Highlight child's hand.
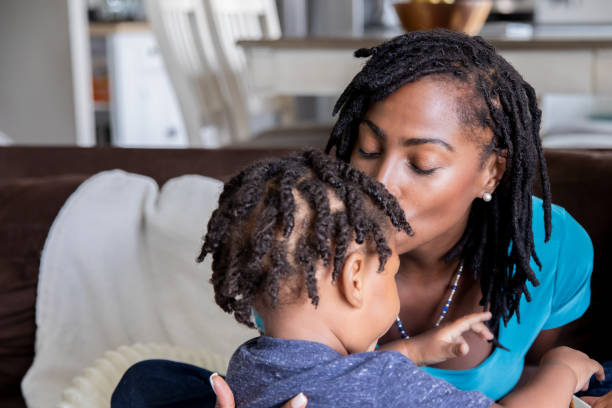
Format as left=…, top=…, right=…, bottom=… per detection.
left=379, top=311, right=493, bottom=366
left=540, top=346, right=605, bottom=393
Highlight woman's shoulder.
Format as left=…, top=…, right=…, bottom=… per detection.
left=529, top=197, right=593, bottom=330
left=531, top=196, right=592, bottom=253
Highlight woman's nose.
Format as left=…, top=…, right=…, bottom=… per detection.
left=376, top=158, right=402, bottom=199
left=383, top=181, right=402, bottom=200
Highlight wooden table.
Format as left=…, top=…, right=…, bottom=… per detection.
left=239, top=36, right=612, bottom=96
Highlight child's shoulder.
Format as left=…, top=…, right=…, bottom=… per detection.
left=230, top=337, right=415, bottom=372
left=226, top=339, right=419, bottom=407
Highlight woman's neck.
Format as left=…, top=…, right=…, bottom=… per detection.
left=398, top=211, right=470, bottom=278
left=397, top=255, right=459, bottom=287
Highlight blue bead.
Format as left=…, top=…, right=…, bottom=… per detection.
left=451, top=285, right=457, bottom=289
left=443, top=306, right=449, bottom=311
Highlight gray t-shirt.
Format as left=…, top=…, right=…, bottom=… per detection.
left=226, top=336, right=494, bottom=408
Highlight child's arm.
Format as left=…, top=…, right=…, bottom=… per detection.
left=377, top=311, right=494, bottom=366
left=493, top=346, right=605, bottom=408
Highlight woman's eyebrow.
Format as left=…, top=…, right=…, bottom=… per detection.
left=362, top=119, right=454, bottom=152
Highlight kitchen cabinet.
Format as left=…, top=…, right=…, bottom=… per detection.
left=90, top=22, right=187, bottom=147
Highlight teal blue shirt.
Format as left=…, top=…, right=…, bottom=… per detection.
left=421, top=196, right=593, bottom=400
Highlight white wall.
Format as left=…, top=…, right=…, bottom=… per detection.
left=0, top=0, right=93, bottom=145
left=309, top=0, right=364, bottom=37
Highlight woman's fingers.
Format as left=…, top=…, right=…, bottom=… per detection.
left=211, top=373, right=235, bottom=408
left=210, top=373, right=307, bottom=408
left=281, top=392, right=308, bottom=408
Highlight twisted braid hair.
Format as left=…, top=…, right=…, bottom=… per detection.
left=198, top=150, right=412, bottom=328
left=326, top=29, right=552, bottom=341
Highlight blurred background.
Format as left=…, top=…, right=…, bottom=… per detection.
left=1, top=0, right=611, bottom=149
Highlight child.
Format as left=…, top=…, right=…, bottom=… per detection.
left=199, top=150, right=603, bottom=408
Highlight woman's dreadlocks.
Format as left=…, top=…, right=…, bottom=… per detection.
left=326, top=29, right=552, bottom=340
left=198, top=150, right=412, bottom=328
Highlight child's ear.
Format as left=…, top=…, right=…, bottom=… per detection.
left=339, top=251, right=366, bottom=309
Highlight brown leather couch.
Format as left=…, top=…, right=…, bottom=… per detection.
left=1, top=146, right=611, bottom=407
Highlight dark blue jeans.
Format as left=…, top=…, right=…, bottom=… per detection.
left=111, top=359, right=216, bottom=408
left=111, top=359, right=612, bottom=407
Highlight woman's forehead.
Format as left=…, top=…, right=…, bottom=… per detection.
left=364, top=77, right=491, bottom=148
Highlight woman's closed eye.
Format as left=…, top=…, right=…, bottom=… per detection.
left=358, top=147, right=381, bottom=159
left=359, top=148, right=440, bottom=175
left=407, top=154, right=443, bottom=176
left=410, top=162, right=439, bottom=175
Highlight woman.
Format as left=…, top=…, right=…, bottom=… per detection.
left=114, top=29, right=603, bottom=407
left=322, top=28, right=591, bottom=397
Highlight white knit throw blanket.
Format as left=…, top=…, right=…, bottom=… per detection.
left=22, top=170, right=256, bottom=408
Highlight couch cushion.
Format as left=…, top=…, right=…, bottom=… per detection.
left=0, top=147, right=294, bottom=185
left=0, top=175, right=88, bottom=407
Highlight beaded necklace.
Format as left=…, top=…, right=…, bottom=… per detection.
left=395, top=260, right=464, bottom=339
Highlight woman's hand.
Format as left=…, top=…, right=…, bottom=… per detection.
left=210, top=373, right=308, bottom=408
left=378, top=311, right=493, bottom=366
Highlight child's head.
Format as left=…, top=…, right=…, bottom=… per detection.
left=198, top=150, right=412, bottom=353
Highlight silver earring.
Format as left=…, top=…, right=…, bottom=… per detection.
left=482, top=192, right=492, bottom=202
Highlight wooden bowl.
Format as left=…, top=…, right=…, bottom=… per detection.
left=393, top=1, right=493, bottom=36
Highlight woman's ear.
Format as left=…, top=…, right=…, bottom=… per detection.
left=339, top=251, right=366, bottom=309
left=481, top=149, right=507, bottom=195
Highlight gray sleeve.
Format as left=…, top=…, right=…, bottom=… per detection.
left=375, top=352, right=494, bottom=408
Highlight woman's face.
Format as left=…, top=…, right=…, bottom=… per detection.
left=351, top=77, right=498, bottom=256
